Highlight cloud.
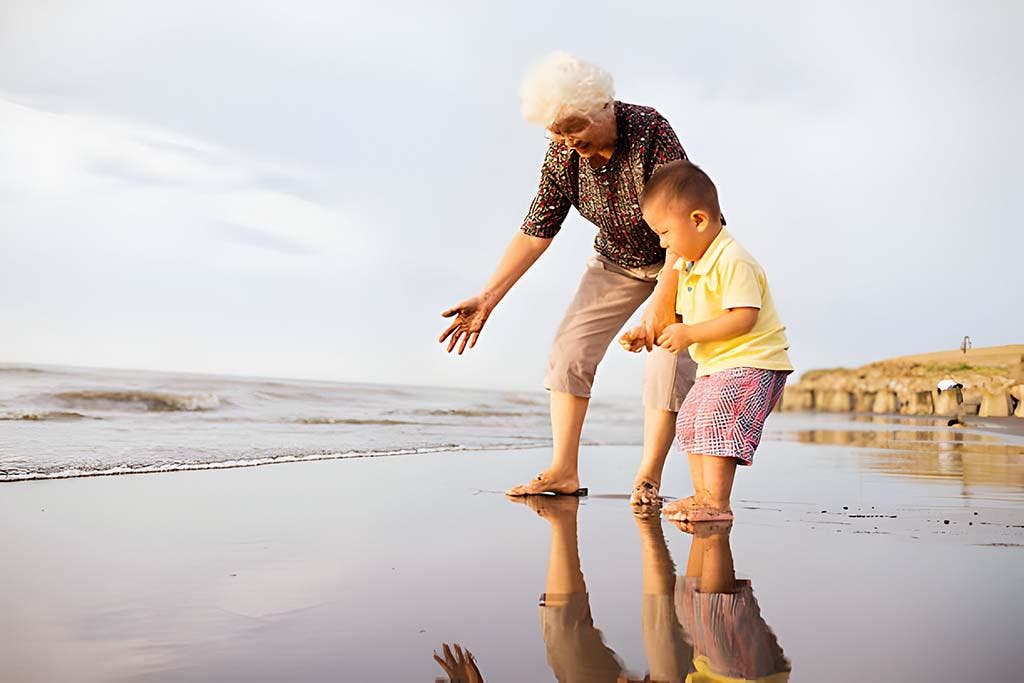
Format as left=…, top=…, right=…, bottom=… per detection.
left=217, top=190, right=348, bottom=252
left=0, top=94, right=351, bottom=259
left=0, top=1, right=1021, bottom=391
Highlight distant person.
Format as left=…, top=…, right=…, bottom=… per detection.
left=439, top=52, right=702, bottom=506
left=622, top=161, right=792, bottom=522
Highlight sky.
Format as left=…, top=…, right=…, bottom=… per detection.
left=1, top=1, right=1022, bottom=397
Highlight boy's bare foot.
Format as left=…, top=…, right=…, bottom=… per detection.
left=505, top=470, right=583, bottom=496
left=661, top=494, right=705, bottom=520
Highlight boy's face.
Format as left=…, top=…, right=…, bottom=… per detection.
left=642, top=196, right=713, bottom=261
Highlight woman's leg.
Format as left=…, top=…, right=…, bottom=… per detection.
left=632, top=347, right=696, bottom=503
left=547, top=391, right=589, bottom=488
left=632, top=407, right=677, bottom=494
left=636, top=516, right=694, bottom=680
left=634, top=349, right=697, bottom=505
left=506, top=391, right=591, bottom=495
left=541, top=497, right=586, bottom=596
left=509, top=256, right=652, bottom=495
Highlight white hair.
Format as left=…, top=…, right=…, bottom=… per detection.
left=519, top=52, right=615, bottom=127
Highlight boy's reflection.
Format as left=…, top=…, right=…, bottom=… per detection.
left=437, top=501, right=790, bottom=683
left=674, top=520, right=790, bottom=683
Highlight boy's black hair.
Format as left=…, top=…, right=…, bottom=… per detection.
left=641, top=160, right=721, bottom=217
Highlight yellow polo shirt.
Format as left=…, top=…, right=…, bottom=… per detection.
left=675, top=229, right=793, bottom=377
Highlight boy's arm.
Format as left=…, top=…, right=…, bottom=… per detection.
left=655, top=309, right=761, bottom=356
left=657, top=257, right=765, bottom=352
left=656, top=308, right=759, bottom=353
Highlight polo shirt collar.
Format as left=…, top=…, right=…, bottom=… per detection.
left=690, top=229, right=733, bottom=275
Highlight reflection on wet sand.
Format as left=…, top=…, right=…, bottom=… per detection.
left=779, top=425, right=1024, bottom=493
left=675, top=520, right=790, bottom=683
left=438, top=498, right=790, bottom=683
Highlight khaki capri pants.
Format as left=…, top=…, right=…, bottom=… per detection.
left=545, top=254, right=696, bottom=411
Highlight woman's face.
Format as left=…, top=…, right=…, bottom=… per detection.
left=546, top=104, right=614, bottom=157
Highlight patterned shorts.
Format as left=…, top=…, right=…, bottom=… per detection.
left=676, top=367, right=790, bottom=465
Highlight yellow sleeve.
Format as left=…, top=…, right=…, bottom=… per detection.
left=720, top=259, right=764, bottom=310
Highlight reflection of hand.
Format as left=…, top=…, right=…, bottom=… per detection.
left=433, top=642, right=484, bottom=683
left=439, top=296, right=493, bottom=354
left=655, top=323, right=691, bottom=354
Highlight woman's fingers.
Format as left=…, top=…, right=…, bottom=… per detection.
left=468, top=331, right=480, bottom=348
left=643, top=320, right=656, bottom=352
left=457, top=332, right=470, bottom=355
left=439, top=319, right=461, bottom=344
left=447, top=330, right=465, bottom=353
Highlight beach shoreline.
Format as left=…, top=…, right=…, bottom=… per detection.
left=2, top=416, right=1023, bottom=681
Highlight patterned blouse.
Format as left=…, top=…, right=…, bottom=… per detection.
left=521, top=101, right=687, bottom=269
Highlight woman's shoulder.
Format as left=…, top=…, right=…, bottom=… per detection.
left=616, top=101, right=673, bottom=132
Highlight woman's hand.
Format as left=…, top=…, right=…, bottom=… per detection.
left=433, top=642, right=484, bottom=683
left=618, top=325, right=647, bottom=353
left=439, top=295, right=493, bottom=354
left=638, top=304, right=677, bottom=352
left=656, top=323, right=692, bottom=354
left=638, top=254, right=681, bottom=351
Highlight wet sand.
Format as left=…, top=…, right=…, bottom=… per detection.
left=1, top=414, right=1023, bottom=682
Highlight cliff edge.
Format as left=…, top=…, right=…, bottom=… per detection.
left=780, top=344, right=1024, bottom=418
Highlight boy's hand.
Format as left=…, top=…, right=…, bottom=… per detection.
left=656, top=323, right=691, bottom=354
left=618, top=325, right=648, bottom=353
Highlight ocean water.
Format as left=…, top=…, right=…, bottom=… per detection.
left=0, top=364, right=644, bottom=481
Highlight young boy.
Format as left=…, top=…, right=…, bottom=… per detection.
left=621, top=161, right=792, bottom=522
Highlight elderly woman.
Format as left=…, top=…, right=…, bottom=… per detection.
left=439, top=53, right=698, bottom=504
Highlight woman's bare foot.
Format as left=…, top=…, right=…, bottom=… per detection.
left=629, top=477, right=661, bottom=506
left=505, top=470, right=582, bottom=496
left=505, top=491, right=580, bottom=521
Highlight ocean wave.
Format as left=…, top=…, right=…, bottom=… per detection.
left=0, top=439, right=565, bottom=482
left=419, top=408, right=540, bottom=418
left=0, top=444, right=470, bottom=481
left=296, top=417, right=414, bottom=425
left=53, top=390, right=222, bottom=412
left=504, top=395, right=547, bottom=407
left=0, top=411, right=97, bottom=422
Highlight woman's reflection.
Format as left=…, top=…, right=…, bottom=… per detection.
left=522, top=494, right=625, bottom=682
